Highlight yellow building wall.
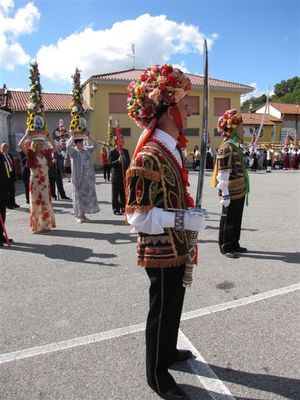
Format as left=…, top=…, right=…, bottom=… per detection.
left=84, top=82, right=244, bottom=165
left=243, top=122, right=281, bottom=145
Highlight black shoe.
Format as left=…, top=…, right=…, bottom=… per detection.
left=61, top=196, right=70, bottom=200
left=160, top=385, right=190, bottom=400
left=7, top=205, right=14, bottom=209
left=13, top=204, right=20, bottom=208
left=235, top=246, right=247, bottom=253
left=0, top=237, right=14, bottom=244
left=224, top=252, right=239, bottom=258
left=175, top=349, right=194, bottom=362
left=113, top=210, right=119, bottom=215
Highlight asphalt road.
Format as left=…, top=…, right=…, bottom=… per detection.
left=0, top=169, right=299, bottom=400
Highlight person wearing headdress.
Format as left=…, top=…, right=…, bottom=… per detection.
left=125, top=64, right=206, bottom=400
left=19, top=61, right=56, bottom=233
left=108, top=134, right=130, bottom=215
left=66, top=68, right=99, bottom=223
left=211, top=109, right=249, bottom=258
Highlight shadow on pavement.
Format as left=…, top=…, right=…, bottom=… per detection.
left=240, top=250, right=300, bottom=264
left=205, top=225, right=259, bottom=232
left=173, top=360, right=300, bottom=400
left=4, top=242, right=119, bottom=266
left=40, top=229, right=137, bottom=244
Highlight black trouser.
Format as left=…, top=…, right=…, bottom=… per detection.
left=111, top=180, right=125, bottom=212
left=22, top=168, right=30, bottom=203
left=49, top=167, right=66, bottom=198
left=56, top=167, right=67, bottom=198
left=0, top=193, right=8, bottom=242
left=7, top=177, right=16, bottom=207
left=146, top=265, right=186, bottom=394
left=103, top=165, right=110, bottom=181
left=219, top=196, right=245, bottom=253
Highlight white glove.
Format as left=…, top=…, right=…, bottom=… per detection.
left=221, top=197, right=231, bottom=208
left=184, top=213, right=207, bottom=231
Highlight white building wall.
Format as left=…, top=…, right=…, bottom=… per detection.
left=256, top=105, right=281, bottom=119
left=0, top=109, right=10, bottom=144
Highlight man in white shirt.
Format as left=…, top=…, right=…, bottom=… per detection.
left=125, top=65, right=206, bottom=400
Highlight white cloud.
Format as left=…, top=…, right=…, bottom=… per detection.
left=0, top=0, right=14, bottom=13
left=0, top=1, right=40, bottom=70
left=36, top=14, right=218, bottom=83
left=241, top=82, right=274, bottom=104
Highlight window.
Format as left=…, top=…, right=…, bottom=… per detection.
left=214, top=98, right=230, bottom=116
left=184, top=128, right=199, bottom=136
left=113, top=127, right=131, bottom=137
left=186, top=96, right=199, bottom=115
left=109, top=93, right=127, bottom=113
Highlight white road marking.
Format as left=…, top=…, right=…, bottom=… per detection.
left=0, top=282, right=299, bottom=365
left=181, top=282, right=300, bottom=321
left=178, top=331, right=236, bottom=400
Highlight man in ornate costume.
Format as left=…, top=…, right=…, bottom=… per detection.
left=211, top=109, right=249, bottom=258
left=125, top=65, right=206, bottom=400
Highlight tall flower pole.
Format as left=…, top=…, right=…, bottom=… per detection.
left=69, top=68, right=88, bottom=139
left=26, top=61, right=48, bottom=139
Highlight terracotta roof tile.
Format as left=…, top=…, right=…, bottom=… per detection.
left=87, top=68, right=253, bottom=93
left=0, top=90, right=93, bottom=112
left=241, top=112, right=281, bottom=125
left=269, top=102, right=299, bottom=115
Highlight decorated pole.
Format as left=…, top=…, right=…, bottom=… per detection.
left=69, top=68, right=88, bottom=139
left=26, top=61, right=48, bottom=141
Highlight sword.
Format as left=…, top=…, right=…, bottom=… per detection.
left=196, top=38, right=209, bottom=209
left=181, top=39, right=209, bottom=287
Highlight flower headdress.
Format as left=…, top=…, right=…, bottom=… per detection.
left=69, top=68, right=88, bottom=139
left=217, top=109, right=243, bottom=136
left=26, top=61, right=48, bottom=141
left=127, top=64, right=191, bottom=128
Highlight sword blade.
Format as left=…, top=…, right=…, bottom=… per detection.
left=195, top=38, right=209, bottom=208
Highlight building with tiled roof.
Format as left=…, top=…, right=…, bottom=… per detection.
left=84, top=69, right=253, bottom=92
left=82, top=68, right=254, bottom=155
left=241, top=112, right=282, bottom=144
left=256, top=102, right=299, bottom=142
left=0, top=86, right=92, bottom=150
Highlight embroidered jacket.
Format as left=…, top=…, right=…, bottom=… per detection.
left=216, top=141, right=247, bottom=200
left=126, top=140, right=190, bottom=268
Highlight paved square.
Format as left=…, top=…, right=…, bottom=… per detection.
left=0, top=170, right=299, bottom=399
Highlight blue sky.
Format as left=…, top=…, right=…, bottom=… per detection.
left=0, top=0, right=299, bottom=102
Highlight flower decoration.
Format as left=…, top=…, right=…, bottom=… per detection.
left=127, top=64, right=191, bottom=127
left=26, top=61, right=48, bottom=138
left=69, top=67, right=88, bottom=138
left=217, top=109, right=243, bottom=136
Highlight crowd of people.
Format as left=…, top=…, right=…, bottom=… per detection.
left=191, top=142, right=300, bottom=172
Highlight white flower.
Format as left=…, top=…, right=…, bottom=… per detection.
left=27, top=102, right=35, bottom=110
left=148, top=88, right=161, bottom=105
left=72, top=106, right=78, bottom=113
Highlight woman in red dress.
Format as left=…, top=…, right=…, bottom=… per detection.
left=19, top=130, right=58, bottom=233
